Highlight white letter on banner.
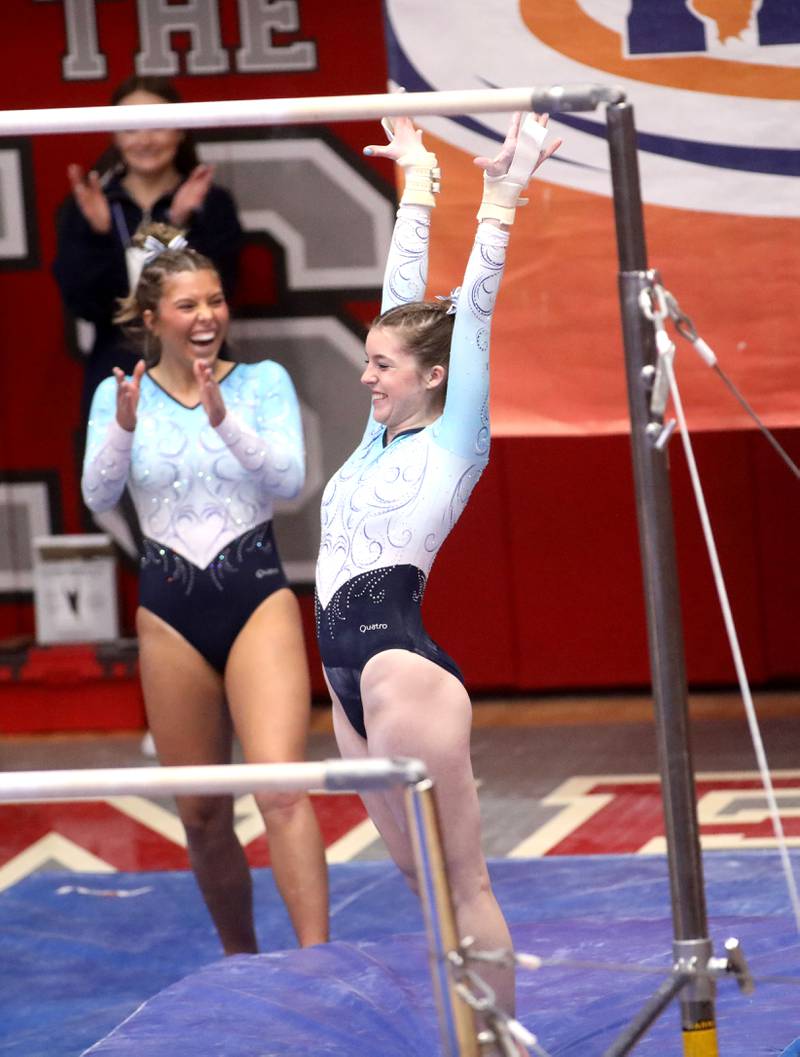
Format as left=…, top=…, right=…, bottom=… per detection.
left=135, top=0, right=228, bottom=75
left=235, top=0, right=317, bottom=72
left=34, top=0, right=107, bottom=80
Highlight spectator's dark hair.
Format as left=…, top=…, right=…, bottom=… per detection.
left=93, top=75, right=199, bottom=181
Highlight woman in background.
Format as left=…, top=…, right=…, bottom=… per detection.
left=54, top=75, right=244, bottom=685
left=53, top=74, right=242, bottom=422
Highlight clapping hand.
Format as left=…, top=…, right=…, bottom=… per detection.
left=67, top=164, right=112, bottom=234
left=114, top=360, right=146, bottom=432
left=169, top=164, right=215, bottom=228
left=194, top=359, right=226, bottom=428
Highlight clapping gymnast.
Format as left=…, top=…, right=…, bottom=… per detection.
left=81, top=225, right=328, bottom=955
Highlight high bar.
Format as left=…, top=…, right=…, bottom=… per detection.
left=0, top=84, right=624, bottom=137
left=0, top=757, right=428, bottom=803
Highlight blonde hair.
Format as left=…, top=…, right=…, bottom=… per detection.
left=114, top=223, right=220, bottom=365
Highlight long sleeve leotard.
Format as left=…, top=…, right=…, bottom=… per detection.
left=82, top=360, right=304, bottom=672
left=316, top=206, right=509, bottom=609
left=83, top=361, right=304, bottom=569
left=315, top=201, right=510, bottom=736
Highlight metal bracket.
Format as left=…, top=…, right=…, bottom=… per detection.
left=707, top=936, right=755, bottom=995
left=638, top=283, right=675, bottom=418
left=673, top=937, right=716, bottom=1005
left=646, top=418, right=677, bottom=451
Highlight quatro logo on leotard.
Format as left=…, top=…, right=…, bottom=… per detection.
left=255, top=568, right=279, bottom=578
left=359, top=623, right=388, bottom=633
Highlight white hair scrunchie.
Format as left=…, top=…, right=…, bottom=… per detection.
left=435, top=286, right=461, bottom=316
left=142, top=232, right=189, bottom=266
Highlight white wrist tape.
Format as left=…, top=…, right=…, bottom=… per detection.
left=477, top=114, right=549, bottom=224
left=397, top=147, right=440, bottom=208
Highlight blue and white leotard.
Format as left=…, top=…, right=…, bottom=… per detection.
left=82, top=361, right=304, bottom=671
left=315, top=204, right=509, bottom=736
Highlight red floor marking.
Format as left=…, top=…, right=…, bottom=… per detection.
left=545, top=776, right=800, bottom=856
left=550, top=790, right=664, bottom=856
left=0, top=802, right=190, bottom=871
left=0, top=793, right=370, bottom=873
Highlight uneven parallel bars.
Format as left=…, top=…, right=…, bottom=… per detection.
left=0, top=758, right=427, bottom=802
left=0, top=755, right=476, bottom=1056
left=0, top=84, right=624, bottom=136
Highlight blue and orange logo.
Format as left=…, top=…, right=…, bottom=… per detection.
left=385, top=0, right=800, bottom=215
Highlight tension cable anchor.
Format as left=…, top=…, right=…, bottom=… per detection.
left=662, top=290, right=718, bottom=367
left=645, top=418, right=677, bottom=450
left=659, top=283, right=800, bottom=479
left=453, top=940, right=552, bottom=1056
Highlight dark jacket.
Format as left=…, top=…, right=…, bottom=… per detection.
left=53, top=173, right=243, bottom=417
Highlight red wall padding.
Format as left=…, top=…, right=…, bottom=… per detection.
left=3, top=428, right=796, bottom=731
left=4, top=430, right=797, bottom=704
left=418, top=429, right=799, bottom=695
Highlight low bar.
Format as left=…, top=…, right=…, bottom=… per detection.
left=407, top=778, right=479, bottom=1057
left=0, top=84, right=625, bottom=137
left=0, top=757, right=427, bottom=803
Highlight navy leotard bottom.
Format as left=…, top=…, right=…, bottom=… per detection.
left=315, top=564, right=463, bottom=739
left=139, top=521, right=288, bottom=674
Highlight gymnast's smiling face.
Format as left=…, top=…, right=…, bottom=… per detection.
left=143, top=269, right=229, bottom=370
left=361, top=325, right=446, bottom=440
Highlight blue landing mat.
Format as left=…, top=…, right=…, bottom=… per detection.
left=84, top=918, right=799, bottom=1057
left=1, top=853, right=798, bottom=1056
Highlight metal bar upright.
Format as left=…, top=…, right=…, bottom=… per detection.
left=605, top=101, right=719, bottom=1053
left=406, top=779, right=479, bottom=1057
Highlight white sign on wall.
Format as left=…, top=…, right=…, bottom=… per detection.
left=33, top=535, right=119, bottom=644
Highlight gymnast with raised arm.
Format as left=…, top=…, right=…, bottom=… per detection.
left=81, top=225, right=328, bottom=955
left=314, top=112, right=561, bottom=1022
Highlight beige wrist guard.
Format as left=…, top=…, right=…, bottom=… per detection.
left=476, top=114, right=549, bottom=224
left=398, top=148, right=440, bottom=207
left=477, top=175, right=529, bottom=225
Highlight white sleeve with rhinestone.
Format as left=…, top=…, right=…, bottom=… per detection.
left=81, top=378, right=133, bottom=512
left=352, top=203, right=434, bottom=443
left=381, top=203, right=431, bottom=312
left=434, top=222, right=510, bottom=460
left=213, top=362, right=305, bottom=500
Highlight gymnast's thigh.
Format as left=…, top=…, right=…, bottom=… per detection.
left=225, top=587, right=313, bottom=763
left=360, top=648, right=472, bottom=749
left=135, top=605, right=230, bottom=768
left=358, top=649, right=487, bottom=883
left=325, top=669, right=417, bottom=880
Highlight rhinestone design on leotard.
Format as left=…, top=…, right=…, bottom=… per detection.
left=141, top=520, right=276, bottom=594
left=315, top=565, right=427, bottom=641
